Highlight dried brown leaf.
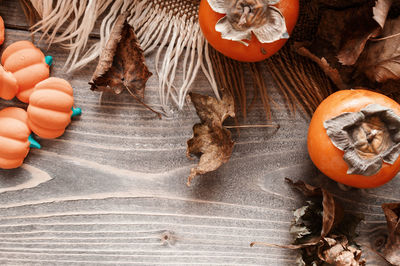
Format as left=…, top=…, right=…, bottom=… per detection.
left=337, top=0, right=392, bottom=66
left=286, top=178, right=343, bottom=238
left=186, top=89, right=235, bottom=186
left=319, top=236, right=366, bottom=266
left=381, top=203, right=400, bottom=265
left=358, top=17, right=400, bottom=83
left=89, top=12, right=152, bottom=99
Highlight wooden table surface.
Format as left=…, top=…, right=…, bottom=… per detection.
left=0, top=1, right=398, bottom=265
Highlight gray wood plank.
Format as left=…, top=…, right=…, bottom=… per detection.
left=0, top=1, right=398, bottom=265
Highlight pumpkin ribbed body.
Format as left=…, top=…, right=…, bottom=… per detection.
left=27, top=77, right=74, bottom=139
left=0, top=107, right=31, bottom=169
left=0, top=16, right=4, bottom=45
left=1, top=41, right=50, bottom=103
left=0, top=65, right=18, bottom=100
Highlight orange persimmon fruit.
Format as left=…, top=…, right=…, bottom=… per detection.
left=199, top=0, right=299, bottom=62
left=1, top=41, right=50, bottom=103
left=0, top=107, right=31, bottom=169
left=308, top=89, right=400, bottom=188
left=27, top=77, right=75, bottom=139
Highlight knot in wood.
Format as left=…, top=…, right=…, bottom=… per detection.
left=160, top=230, right=177, bottom=246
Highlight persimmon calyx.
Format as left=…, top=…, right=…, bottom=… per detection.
left=208, top=0, right=289, bottom=45
left=324, top=104, right=400, bottom=176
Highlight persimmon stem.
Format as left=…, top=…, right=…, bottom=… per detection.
left=225, top=124, right=280, bottom=129
left=238, top=6, right=251, bottom=27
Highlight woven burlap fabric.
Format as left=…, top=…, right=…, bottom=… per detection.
left=22, top=0, right=345, bottom=116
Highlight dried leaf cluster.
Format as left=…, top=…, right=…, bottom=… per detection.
left=295, top=0, right=400, bottom=98
left=252, top=179, right=366, bottom=265
left=285, top=179, right=366, bottom=266
left=251, top=179, right=400, bottom=265
left=186, top=89, right=235, bottom=186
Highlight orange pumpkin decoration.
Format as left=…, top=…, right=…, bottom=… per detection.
left=1, top=41, right=50, bottom=103
left=0, top=107, right=31, bottom=169
left=27, top=77, right=75, bottom=139
left=0, top=16, right=4, bottom=45
left=0, top=64, right=18, bottom=100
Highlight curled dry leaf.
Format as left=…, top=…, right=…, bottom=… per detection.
left=358, top=17, right=400, bottom=83
left=89, top=12, right=152, bottom=100
left=286, top=179, right=343, bottom=239
left=379, top=202, right=400, bottom=265
left=267, top=179, right=365, bottom=266
left=319, top=236, right=364, bottom=266
left=186, top=89, right=235, bottom=186
left=336, top=0, right=392, bottom=66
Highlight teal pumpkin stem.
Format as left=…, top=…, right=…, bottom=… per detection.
left=45, top=56, right=53, bottom=66
left=71, top=107, right=82, bottom=118
left=28, top=134, right=41, bottom=149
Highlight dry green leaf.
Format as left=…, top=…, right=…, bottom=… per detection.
left=358, top=17, right=400, bottom=83
left=186, top=89, right=235, bottom=186
left=89, top=12, right=152, bottom=99
left=380, top=203, right=400, bottom=265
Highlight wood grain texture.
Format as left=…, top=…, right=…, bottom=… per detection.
left=0, top=1, right=399, bottom=265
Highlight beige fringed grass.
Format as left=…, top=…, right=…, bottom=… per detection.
left=27, top=0, right=218, bottom=112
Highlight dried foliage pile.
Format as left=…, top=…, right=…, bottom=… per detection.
left=292, top=0, right=400, bottom=103
left=251, top=179, right=366, bottom=266
left=251, top=180, right=400, bottom=265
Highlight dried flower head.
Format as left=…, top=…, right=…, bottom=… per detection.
left=208, top=0, right=289, bottom=45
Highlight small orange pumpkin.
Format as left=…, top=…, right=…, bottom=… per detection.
left=0, top=16, right=4, bottom=45
left=27, top=77, right=74, bottom=139
left=0, top=107, right=31, bottom=169
left=0, top=64, right=18, bottom=100
left=1, top=41, right=50, bottom=103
